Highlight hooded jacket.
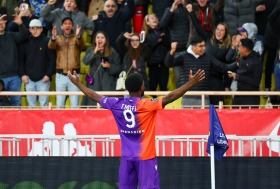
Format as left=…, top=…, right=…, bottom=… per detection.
left=40, top=4, right=94, bottom=36
left=236, top=51, right=262, bottom=91
left=226, top=23, right=264, bottom=62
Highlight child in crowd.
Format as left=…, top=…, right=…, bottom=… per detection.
left=142, top=13, right=170, bottom=91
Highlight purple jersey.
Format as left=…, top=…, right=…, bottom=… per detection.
left=100, top=96, right=163, bottom=160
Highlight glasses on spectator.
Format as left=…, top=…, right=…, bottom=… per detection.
left=106, top=5, right=116, bottom=8
left=131, top=39, right=140, bottom=43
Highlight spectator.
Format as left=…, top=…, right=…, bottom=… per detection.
left=82, top=31, right=121, bottom=106
left=255, top=0, right=278, bottom=41
left=275, top=56, right=280, bottom=92
left=264, top=2, right=280, bottom=94
left=41, top=0, right=94, bottom=36
left=0, top=14, right=29, bottom=106
left=187, top=4, right=231, bottom=105
left=228, top=38, right=263, bottom=107
left=161, top=0, right=190, bottom=88
left=224, top=0, right=262, bottom=36
left=19, top=19, right=56, bottom=107
left=88, top=0, right=104, bottom=22
left=116, top=0, right=132, bottom=33
left=227, top=23, right=263, bottom=62
left=152, top=0, right=173, bottom=21
left=185, top=0, right=225, bottom=39
left=117, top=32, right=152, bottom=90
left=29, top=0, right=47, bottom=34
left=92, top=0, right=135, bottom=51
left=165, top=36, right=238, bottom=107
left=0, top=79, right=11, bottom=106
left=76, top=0, right=88, bottom=13
left=142, top=13, right=170, bottom=92
left=7, top=0, right=39, bottom=32
left=0, top=0, right=18, bottom=17
left=48, top=17, right=85, bottom=108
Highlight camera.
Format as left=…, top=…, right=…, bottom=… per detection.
left=22, top=4, right=29, bottom=10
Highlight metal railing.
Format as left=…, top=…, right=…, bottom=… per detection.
left=0, top=91, right=280, bottom=109
left=1, top=135, right=280, bottom=157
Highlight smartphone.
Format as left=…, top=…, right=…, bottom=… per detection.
left=140, top=31, right=145, bottom=43
left=227, top=71, right=233, bottom=74
left=22, top=4, right=29, bottom=10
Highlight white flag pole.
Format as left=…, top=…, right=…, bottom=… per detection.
left=210, top=145, right=215, bottom=189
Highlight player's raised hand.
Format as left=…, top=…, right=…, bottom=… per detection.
left=189, top=69, right=205, bottom=86
left=68, top=71, right=81, bottom=85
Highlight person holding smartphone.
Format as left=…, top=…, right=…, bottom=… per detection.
left=81, top=31, right=122, bottom=106
left=7, top=0, right=39, bottom=32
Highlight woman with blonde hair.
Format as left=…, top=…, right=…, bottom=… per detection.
left=82, top=31, right=121, bottom=106
left=142, top=13, right=170, bottom=92
left=187, top=4, right=232, bottom=105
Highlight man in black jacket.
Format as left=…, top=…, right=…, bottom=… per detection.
left=165, top=35, right=238, bottom=107
left=228, top=38, right=263, bottom=107
left=93, top=0, right=135, bottom=52
left=19, top=19, right=56, bottom=107
left=161, top=0, right=190, bottom=88
left=0, top=14, right=29, bottom=106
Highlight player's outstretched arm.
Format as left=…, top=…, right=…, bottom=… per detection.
left=162, top=70, right=205, bottom=107
left=68, top=71, right=102, bottom=103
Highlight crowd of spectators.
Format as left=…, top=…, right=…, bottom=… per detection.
left=0, top=0, right=279, bottom=108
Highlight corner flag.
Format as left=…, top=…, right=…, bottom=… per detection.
left=206, top=105, right=229, bottom=161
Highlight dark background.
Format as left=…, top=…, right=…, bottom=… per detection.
left=1, top=157, right=280, bottom=189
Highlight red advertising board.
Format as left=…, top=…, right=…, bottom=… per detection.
left=0, top=109, right=280, bottom=156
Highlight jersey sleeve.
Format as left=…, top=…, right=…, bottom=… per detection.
left=100, top=96, right=118, bottom=110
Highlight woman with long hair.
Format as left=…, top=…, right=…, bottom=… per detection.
left=116, top=32, right=152, bottom=90
left=187, top=4, right=232, bottom=105
left=142, top=13, right=170, bottom=92
left=82, top=31, right=121, bottom=106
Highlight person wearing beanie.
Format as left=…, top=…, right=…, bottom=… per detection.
left=48, top=17, right=85, bottom=108
left=7, top=0, right=39, bottom=32
left=41, top=0, right=94, bottom=36
left=19, top=19, right=56, bottom=108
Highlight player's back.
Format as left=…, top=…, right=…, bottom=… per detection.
left=100, top=96, right=163, bottom=160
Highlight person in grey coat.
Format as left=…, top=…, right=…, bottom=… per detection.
left=224, top=0, right=262, bottom=36
left=41, top=0, right=94, bottom=36
left=82, top=31, right=121, bottom=106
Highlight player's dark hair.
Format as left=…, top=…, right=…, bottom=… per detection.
left=190, top=35, right=204, bottom=46
left=125, top=73, right=143, bottom=92
left=240, top=38, right=254, bottom=52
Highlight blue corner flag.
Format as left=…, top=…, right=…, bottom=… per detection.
left=206, top=105, right=229, bottom=161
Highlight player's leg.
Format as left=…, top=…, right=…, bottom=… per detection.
left=119, top=159, right=138, bottom=189
left=137, top=157, right=160, bottom=189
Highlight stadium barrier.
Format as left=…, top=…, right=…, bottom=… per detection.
left=1, top=135, right=280, bottom=157
left=0, top=91, right=280, bottom=109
